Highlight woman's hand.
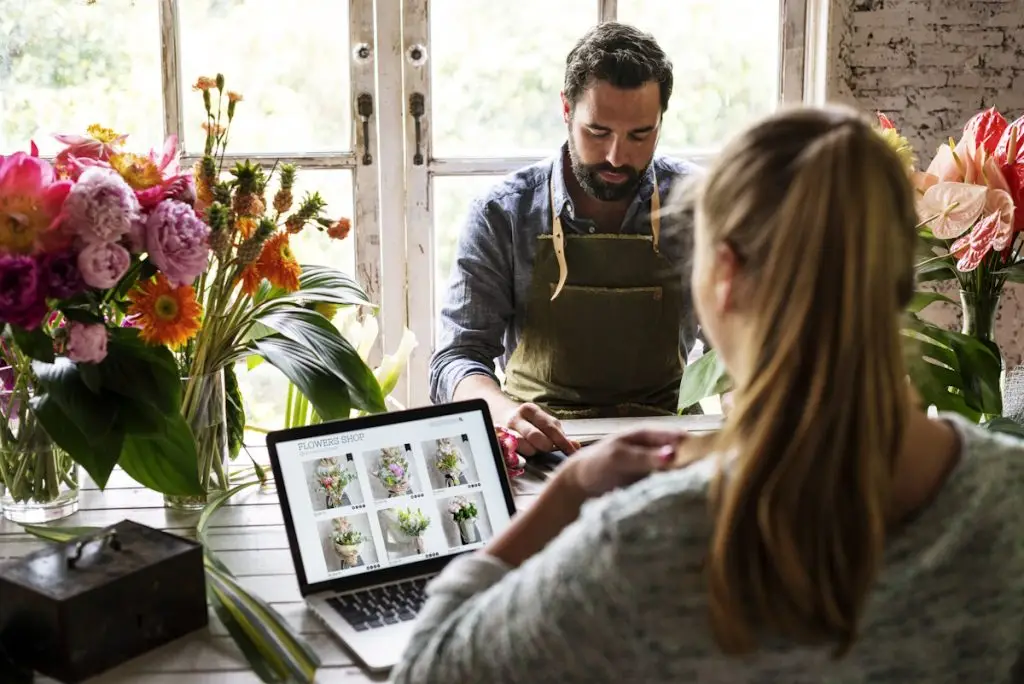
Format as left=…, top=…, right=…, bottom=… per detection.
left=558, top=427, right=687, bottom=499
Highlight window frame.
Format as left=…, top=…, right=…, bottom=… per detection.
left=399, top=0, right=819, bottom=407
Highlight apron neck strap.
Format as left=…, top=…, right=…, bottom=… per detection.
left=548, top=167, right=661, bottom=301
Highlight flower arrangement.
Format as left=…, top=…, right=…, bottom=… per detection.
left=447, top=496, right=478, bottom=523
left=676, top=108, right=1024, bottom=430
left=876, top=108, right=1023, bottom=423
left=434, top=437, right=463, bottom=485
left=313, top=457, right=357, bottom=508
left=495, top=426, right=525, bottom=478
left=330, top=516, right=365, bottom=547
left=375, top=446, right=411, bottom=496
left=0, top=124, right=212, bottom=517
left=396, top=507, right=430, bottom=537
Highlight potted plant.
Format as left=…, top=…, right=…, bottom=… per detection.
left=396, top=507, right=430, bottom=554
left=447, top=496, right=479, bottom=545
left=434, top=437, right=464, bottom=487
left=375, top=446, right=411, bottom=497
left=330, top=517, right=364, bottom=568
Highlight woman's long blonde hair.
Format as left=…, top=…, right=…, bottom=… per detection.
left=695, top=106, right=919, bottom=656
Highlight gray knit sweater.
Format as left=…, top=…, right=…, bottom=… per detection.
left=390, top=414, right=1024, bottom=683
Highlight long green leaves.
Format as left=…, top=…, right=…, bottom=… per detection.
left=27, top=328, right=202, bottom=495
left=19, top=483, right=322, bottom=684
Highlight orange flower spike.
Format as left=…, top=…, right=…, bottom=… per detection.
left=127, top=274, right=203, bottom=349
left=327, top=217, right=351, bottom=241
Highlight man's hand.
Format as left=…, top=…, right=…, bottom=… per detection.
left=557, top=427, right=686, bottom=499
left=452, top=375, right=578, bottom=456
left=501, top=402, right=578, bottom=456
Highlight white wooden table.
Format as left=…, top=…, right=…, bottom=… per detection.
left=0, top=414, right=722, bottom=683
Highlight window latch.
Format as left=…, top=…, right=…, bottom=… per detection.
left=357, top=93, right=373, bottom=165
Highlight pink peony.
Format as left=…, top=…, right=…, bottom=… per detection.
left=39, top=249, right=85, bottom=299
left=53, top=126, right=127, bottom=179
left=66, top=322, right=108, bottom=364
left=77, top=241, right=130, bottom=289
left=0, top=254, right=47, bottom=329
left=0, top=152, right=73, bottom=255
left=145, top=200, right=210, bottom=286
left=63, top=167, right=140, bottom=245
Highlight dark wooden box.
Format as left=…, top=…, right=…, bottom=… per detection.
left=0, top=520, right=208, bottom=683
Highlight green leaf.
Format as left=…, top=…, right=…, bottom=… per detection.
left=205, top=562, right=320, bottom=683
left=99, top=328, right=182, bottom=415
left=225, top=363, right=245, bottom=461
left=59, top=307, right=104, bottom=325
left=677, top=349, right=732, bottom=412
left=908, top=291, right=955, bottom=313
left=10, top=325, right=54, bottom=363
left=916, top=259, right=957, bottom=282
left=21, top=524, right=102, bottom=542
left=118, top=411, right=204, bottom=496
left=29, top=381, right=124, bottom=489
left=255, top=306, right=385, bottom=414
left=994, top=262, right=1024, bottom=284
left=982, top=416, right=1024, bottom=439
left=249, top=336, right=353, bottom=420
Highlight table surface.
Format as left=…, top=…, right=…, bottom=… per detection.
left=0, top=415, right=721, bottom=683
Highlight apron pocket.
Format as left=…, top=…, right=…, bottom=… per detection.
left=546, top=284, right=665, bottom=396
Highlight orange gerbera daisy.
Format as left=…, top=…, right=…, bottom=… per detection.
left=256, top=232, right=301, bottom=292
left=238, top=264, right=264, bottom=297
left=127, top=274, right=202, bottom=348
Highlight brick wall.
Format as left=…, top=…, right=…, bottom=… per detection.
left=831, top=0, right=1024, bottom=367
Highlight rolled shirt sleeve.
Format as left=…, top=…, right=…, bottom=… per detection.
left=428, top=196, right=516, bottom=404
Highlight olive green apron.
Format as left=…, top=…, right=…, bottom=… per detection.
left=503, top=170, right=685, bottom=419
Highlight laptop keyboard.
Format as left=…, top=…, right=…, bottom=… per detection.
left=327, top=577, right=429, bottom=631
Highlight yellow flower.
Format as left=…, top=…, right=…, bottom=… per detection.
left=85, top=123, right=124, bottom=144
left=109, top=152, right=162, bottom=190
left=878, top=128, right=917, bottom=172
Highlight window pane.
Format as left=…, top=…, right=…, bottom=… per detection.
left=237, top=168, right=355, bottom=433
left=432, top=174, right=504, bottom=324
left=617, top=0, right=779, bottom=149
left=430, top=1, right=595, bottom=157
left=0, top=0, right=163, bottom=156
left=179, top=0, right=351, bottom=154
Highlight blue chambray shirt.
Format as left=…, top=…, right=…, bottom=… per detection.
left=429, top=143, right=705, bottom=405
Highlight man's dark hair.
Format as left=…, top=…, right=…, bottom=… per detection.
left=563, top=22, right=673, bottom=114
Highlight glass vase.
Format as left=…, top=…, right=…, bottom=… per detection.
left=960, top=289, right=1006, bottom=413
left=164, top=369, right=230, bottom=512
left=0, top=387, right=80, bottom=523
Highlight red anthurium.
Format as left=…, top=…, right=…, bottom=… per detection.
left=963, top=107, right=1008, bottom=157
left=950, top=210, right=1005, bottom=271
left=876, top=112, right=895, bottom=130
left=995, top=114, right=1024, bottom=165
left=1000, top=161, right=1024, bottom=231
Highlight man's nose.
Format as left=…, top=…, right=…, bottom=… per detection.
left=606, top=137, right=628, bottom=169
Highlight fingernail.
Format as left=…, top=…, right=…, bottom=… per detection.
left=658, top=445, right=675, bottom=463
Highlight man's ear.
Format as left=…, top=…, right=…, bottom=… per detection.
left=560, top=92, right=571, bottom=125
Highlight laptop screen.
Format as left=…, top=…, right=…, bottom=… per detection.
left=272, top=405, right=514, bottom=585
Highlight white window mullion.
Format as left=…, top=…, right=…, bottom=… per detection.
left=374, top=0, right=411, bottom=406
left=350, top=0, right=386, bottom=368
left=598, top=0, right=617, bottom=22
left=403, top=0, right=433, bottom=408
left=780, top=0, right=807, bottom=105
left=158, top=0, right=184, bottom=147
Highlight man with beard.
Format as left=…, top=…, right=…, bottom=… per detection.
left=429, top=22, right=703, bottom=456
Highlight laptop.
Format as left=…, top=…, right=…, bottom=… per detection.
left=265, top=399, right=518, bottom=672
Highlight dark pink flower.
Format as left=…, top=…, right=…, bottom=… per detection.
left=0, top=254, right=47, bottom=329
left=39, top=249, right=85, bottom=299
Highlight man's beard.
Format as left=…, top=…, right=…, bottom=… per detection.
left=567, top=135, right=650, bottom=202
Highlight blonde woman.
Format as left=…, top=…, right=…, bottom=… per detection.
left=390, top=106, right=1024, bottom=683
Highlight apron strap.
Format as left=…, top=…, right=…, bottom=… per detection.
left=549, top=168, right=661, bottom=301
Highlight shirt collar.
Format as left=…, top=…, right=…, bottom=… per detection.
left=551, top=142, right=658, bottom=220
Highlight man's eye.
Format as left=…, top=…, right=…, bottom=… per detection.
left=587, top=129, right=609, bottom=138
